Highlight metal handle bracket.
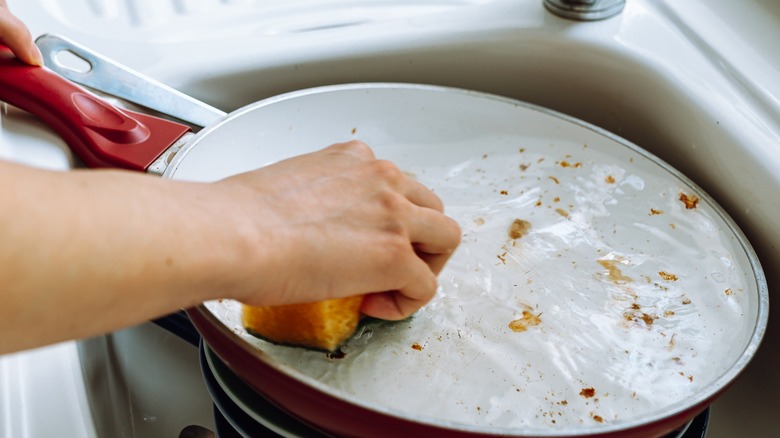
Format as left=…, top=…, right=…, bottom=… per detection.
left=35, top=34, right=226, bottom=128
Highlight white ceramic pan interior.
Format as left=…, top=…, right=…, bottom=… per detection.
left=166, top=84, right=767, bottom=435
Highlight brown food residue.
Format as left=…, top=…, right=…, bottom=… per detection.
left=624, top=306, right=658, bottom=325
left=604, top=175, right=615, bottom=184
left=580, top=388, right=596, bottom=398
left=500, top=190, right=509, bottom=195
left=509, top=311, right=542, bottom=333
left=548, top=176, right=560, bottom=184
left=555, top=208, right=570, bottom=218
left=591, top=414, right=605, bottom=423
left=411, top=343, right=423, bottom=351
left=679, top=372, right=694, bottom=382
left=679, top=192, right=700, bottom=209
left=351, top=127, right=357, bottom=135
left=509, top=219, right=532, bottom=239
left=597, top=260, right=633, bottom=284
left=659, top=271, right=678, bottom=281
left=559, top=161, right=583, bottom=168
left=725, top=288, right=733, bottom=296
left=650, top=208, right=663, bottom=215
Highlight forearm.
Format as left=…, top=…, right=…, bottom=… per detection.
left=0, top=161, right=255, bottom=353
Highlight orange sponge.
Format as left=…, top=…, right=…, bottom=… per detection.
left=242, top=295, right=364, bottom=351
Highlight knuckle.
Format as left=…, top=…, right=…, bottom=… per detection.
left=377, top=188, right=405, bottom=212
left=332, top=140, right=372, bottom=155
left=427, top=193, right=445, bottom=213
left=371, top=159, right=403, bottom=181
left=398, top=275, right=438, bottom=317
left=446, top=217, right=463, bottom=247
left=377, top=234, right=416, bottom=272
left=419, top=274, right=439, bottom=300
left=381, top=230, right=411, bottom=255
left=345, top=139, right=369, bottom=149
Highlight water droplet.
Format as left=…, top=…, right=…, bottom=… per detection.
left=711, top=272, right=726, bottom=283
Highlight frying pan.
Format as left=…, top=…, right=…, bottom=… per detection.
left=0, top=35, right=768, bottom=438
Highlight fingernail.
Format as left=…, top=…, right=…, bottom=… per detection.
left=30, top=45, right=44, bottom=66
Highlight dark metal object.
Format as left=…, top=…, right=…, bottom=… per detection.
left=543, top=0, right=625, bottom=21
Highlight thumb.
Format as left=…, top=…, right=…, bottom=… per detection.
left=0, top=4, right=43, bottom=66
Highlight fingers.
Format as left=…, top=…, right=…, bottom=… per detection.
left=346, top=140, right=459, bottom=319
left=360, top=195, right=460, bottom=321
left=371, top=158, right=443, bottom=212
left=398, top=174, right=444, bottom=212
left=0, top=3, right=43, bottom=66
left=360, top=292, right=420, bottom=321
left=360, top=258, right=439, bottom=320
left=364, top=214, right=459, bottom=320
left=329, top=141, right=444, bottom=212
left=408, top=207, right=461, bottom=258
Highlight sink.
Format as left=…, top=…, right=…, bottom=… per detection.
left=8, top=0, right=780, bottom=437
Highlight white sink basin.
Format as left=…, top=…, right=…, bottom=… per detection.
left=5, top=1, right=780, bottom=437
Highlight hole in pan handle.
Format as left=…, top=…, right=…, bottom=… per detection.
left=0, top=45, right=191, bottom=171
left=35, top=34, right=227, bottom=129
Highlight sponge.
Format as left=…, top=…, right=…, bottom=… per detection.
left=241, top=295, right=364, bottom=351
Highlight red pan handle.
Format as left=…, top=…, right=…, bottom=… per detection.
left=0, top=46, right=191, bottom=171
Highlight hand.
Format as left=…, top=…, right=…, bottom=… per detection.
left=0, top=141, right=459, bottom=353
left=219, top=140, right=461, bottom=320
left=0, top=0, right=43, bottom=66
